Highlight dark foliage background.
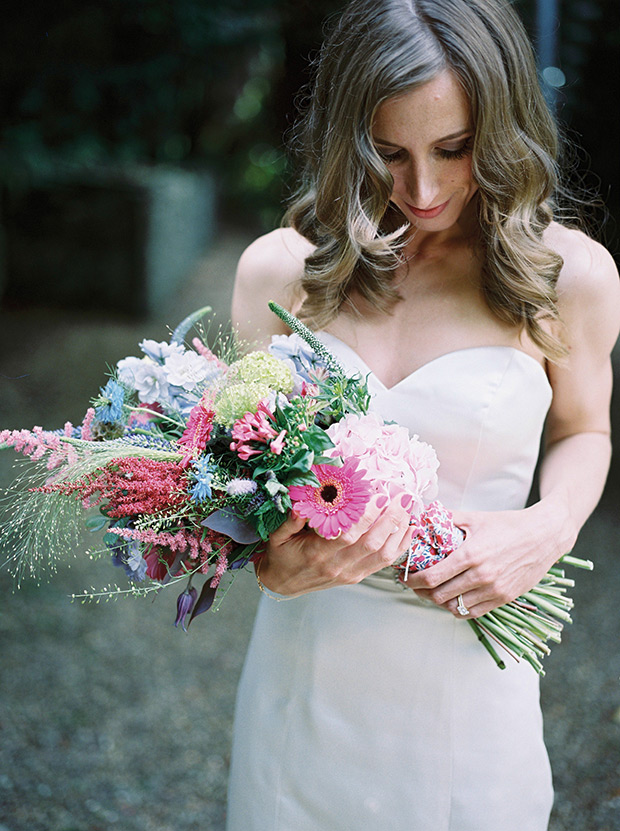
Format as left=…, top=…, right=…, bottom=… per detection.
left=1, top=0, right=617, bottom=241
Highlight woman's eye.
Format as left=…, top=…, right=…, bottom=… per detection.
left=436, top=138, right=472, bottom=160
left=376, top=148, right=405, bottom=164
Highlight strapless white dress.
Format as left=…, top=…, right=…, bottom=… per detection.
left=226, top=336, right=555, bottom=831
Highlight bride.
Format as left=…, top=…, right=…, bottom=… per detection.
left=226, top=1, right=619, bottom=828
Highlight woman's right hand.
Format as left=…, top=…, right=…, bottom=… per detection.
left=256, top=494, right=415, bottom=596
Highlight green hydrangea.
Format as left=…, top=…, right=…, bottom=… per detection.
left=230, top=352, right=294, bottom=395
left=215, top=382, right=272, bottom=425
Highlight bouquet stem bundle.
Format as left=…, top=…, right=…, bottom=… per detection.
left=466, top=555, right=592, bottom=674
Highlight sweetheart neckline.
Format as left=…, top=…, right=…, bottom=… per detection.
left=317, top=332, right=552, bottom=394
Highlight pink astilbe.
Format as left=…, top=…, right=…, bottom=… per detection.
left=108, top=525, right=233, bottom=580
left=178, top=396, right=216, bottom=466
left=0, top=427, right=76, bottom=470
left=80, top=408, right=96, bottom=441
left=35, top=457, right=191, bottom=518
left=209, top=551, right=229, bottom=588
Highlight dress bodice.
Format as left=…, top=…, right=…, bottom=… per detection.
left=317, top=333, right=553, bottom=512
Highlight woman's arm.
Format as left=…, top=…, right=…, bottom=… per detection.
left=406, top=229, right=620, bottom=617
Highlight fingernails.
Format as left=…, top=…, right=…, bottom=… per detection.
left=400, top=493, right=412, bottom=509
left=376, top=495, right=389, bottom=509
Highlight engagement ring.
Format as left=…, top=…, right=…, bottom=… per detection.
left=456, top=594, right=469, bottom=616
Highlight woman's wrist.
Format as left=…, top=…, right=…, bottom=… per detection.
left=254, top=554, right=305, bottom=599
left=530, top=488, right=579, bottom=561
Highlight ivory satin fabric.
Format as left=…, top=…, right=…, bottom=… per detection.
left=226, top=336, right=555, bottom=831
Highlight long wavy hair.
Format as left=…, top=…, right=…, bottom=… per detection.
left=284, top=0, right=567, bottom=360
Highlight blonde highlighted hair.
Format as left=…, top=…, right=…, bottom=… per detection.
left=284, top=0, right=567, bottom=360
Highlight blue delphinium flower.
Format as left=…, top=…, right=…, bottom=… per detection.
left=268, top=333, right=327, bottom=383
left=189, top=454, right=215, bottom=503
left=95, top=379, right=126, bottom=424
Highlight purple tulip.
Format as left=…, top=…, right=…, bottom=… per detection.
left=174, top=586, right=198, bottom=632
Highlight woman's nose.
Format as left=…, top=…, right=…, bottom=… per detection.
left=403, top=161, right=438, bottom=208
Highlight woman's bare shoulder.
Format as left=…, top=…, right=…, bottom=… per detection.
left=544, top=222, right=620, bottom=350
left=545, top=223, right=617, bottom=302
left=232, top=227, right=315, bottom=347
left=237, top=228, right=314, bottom=289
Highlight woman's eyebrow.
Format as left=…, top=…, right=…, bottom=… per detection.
left=373, top=129, right=471, bottom=146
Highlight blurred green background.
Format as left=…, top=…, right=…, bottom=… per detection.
left=1, top=0, right=618, bottom=313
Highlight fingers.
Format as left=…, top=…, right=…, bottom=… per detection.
left=335, top=493, right=390, bottom=548
left=268, top=493, right=415, bottom=590
left=269, top=511, right=307, bottom=546
left=362, top=508, right=414, bottom=569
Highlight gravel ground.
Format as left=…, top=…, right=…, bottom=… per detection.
left=0, top=229, right=619, bottom=831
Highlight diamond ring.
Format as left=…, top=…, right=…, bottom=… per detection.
left=456, top=594, right=469, bottom=616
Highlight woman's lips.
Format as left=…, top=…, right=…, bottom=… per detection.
left=407, top=199, right=450, bottom=219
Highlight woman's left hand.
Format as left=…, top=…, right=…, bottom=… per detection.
left=404, top=498, right=577, bottom=618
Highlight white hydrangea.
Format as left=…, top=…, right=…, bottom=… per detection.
left=117, top=356, right=170, bottom=404
left=163, top=350, right=212, bottom=391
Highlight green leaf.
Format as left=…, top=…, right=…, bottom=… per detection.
left=253, top=461, right=276, bottom=477
left=85, top=515, right=108, bottom=532
left=284, top=471, right=320, bottom=488
left=256, top=505, right=288, bottom=539
left=303, top=429, right=334, bottom=453
left=289, top=448, right=314, bottom=471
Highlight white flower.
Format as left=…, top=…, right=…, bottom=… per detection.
left=139, top=339, right=185, bottom=363
left=117, top=356, right=170, bottom=404
left=163, top=351, right=211, bottom=391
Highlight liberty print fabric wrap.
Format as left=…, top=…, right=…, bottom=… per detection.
left=394, top=500, right=465, bottom=574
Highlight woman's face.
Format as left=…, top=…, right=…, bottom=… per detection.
left=372, top=71, right=478, bottom=234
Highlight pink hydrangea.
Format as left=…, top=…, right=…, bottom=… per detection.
left=326, top=412, right=439, bottom=519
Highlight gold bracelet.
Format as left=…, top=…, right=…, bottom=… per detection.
left=255, top=558, right=295, bottom=602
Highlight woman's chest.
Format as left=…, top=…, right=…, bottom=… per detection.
left=331, top=289, right=543, bottom=390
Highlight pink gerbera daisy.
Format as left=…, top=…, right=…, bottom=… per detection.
left=288, top=458, right=372, bottom=539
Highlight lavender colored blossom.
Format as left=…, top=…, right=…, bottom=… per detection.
left=175, top=586, right=198, bottom=632
left=268, top=333, right=327, bottom=385
left=110, top=540, right=147, bottom=581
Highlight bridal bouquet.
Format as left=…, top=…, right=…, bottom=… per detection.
left=0, top=303, right=591, bottom=674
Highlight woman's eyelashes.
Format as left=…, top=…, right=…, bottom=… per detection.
left=376, top=137, right=472, bottom=164
left=376, top=148, right=406, bottom=164
left=436, top=138, right=472, bottom=160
